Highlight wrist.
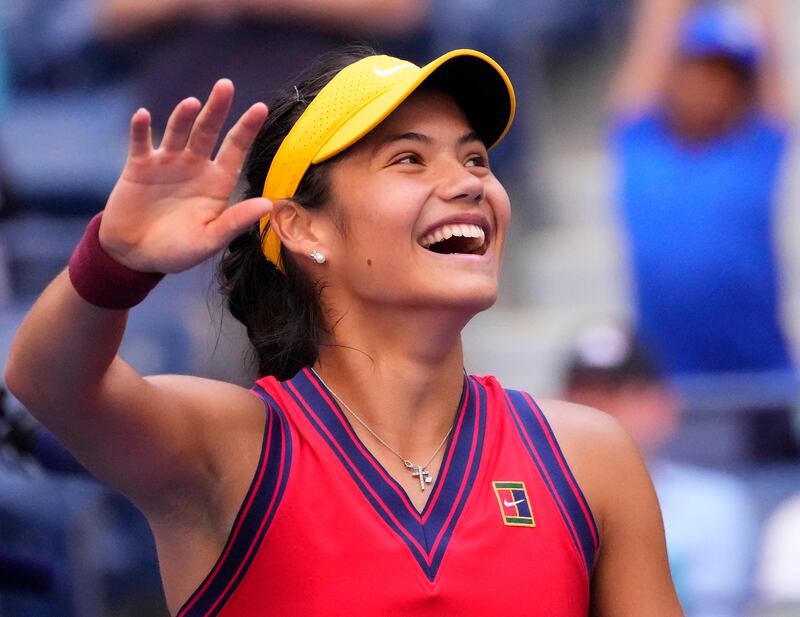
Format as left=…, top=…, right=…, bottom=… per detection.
left=68, top=212, right=164, bottom=310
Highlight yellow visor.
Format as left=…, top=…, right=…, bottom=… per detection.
left=260, top=49, right=516, bottom=267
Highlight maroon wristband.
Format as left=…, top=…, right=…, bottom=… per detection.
left=68, top=212, right=164, bottom=310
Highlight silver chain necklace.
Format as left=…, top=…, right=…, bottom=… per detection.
left=310, top=368, right=454, bottom=492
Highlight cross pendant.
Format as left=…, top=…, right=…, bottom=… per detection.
left=406, top=461, right=433, bottom=491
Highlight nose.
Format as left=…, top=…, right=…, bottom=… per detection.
left=436, top=159, right=484, bottom=204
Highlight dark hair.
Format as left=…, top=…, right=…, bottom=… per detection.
left=218, top=44, right=378, bottom=380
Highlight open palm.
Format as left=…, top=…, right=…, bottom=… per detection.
left=100, top=80, right=272, bottom=274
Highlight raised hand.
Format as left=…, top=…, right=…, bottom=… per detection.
left=100, top=79, right=271, bottom=274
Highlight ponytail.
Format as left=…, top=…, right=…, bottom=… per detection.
left=218, top=228, right=324, bottom=380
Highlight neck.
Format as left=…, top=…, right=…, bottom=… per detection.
left=314, top=303, right=471, bottom=459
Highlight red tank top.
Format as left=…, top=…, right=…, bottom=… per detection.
left=177, top=369, right=598, bottom=616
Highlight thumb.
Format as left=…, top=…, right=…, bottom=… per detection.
left=208, top=197, right=273, bottom=247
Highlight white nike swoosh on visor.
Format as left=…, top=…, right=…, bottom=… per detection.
left=503, top=498, right=525, bottom=508
left=373, top=64, right=414, bottom=78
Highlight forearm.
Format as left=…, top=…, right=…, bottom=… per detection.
left=4, top=270, right=134, bottom=423
left=628, top=0, right=688, bottom=64
left=610, top=0, right=689, bottom=113
left=749, top=0, right=788, bottom=119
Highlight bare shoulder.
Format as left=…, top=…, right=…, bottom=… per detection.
left=144, top=373, right=267, bottom=476
left=534, top=398, right=638, bottom=466
left=145, top=373, right=265, bottom=427
left=108, top=373, right=268, bottom=517
left=533, top=398, right=647, bottom=535
left=534, top=398, right=621, bottom=438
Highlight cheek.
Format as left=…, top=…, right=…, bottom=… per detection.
left=334, top=194, right=417, bottom=268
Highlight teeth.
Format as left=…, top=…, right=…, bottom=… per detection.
left=420, top=223, right=485, bottom=248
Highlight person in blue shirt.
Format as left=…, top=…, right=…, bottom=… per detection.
left=609, top=0, right=797, bottom=460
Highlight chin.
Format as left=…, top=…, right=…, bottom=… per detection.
left=424, top=282, right=498, bottom=314
left=359, top=271, right=500, bottom=314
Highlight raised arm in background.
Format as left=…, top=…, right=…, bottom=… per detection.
left=608, top=0, right=689, bottom=117
left=750, top=0, right=789, bottom=120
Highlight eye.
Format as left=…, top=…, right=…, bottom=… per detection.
left=393, top=153, right=423, bottom=165
left=465, top=154, right=489, bottom=169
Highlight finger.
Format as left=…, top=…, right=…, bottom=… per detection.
left=159, top=97, right=202, bottom=152
left=186, top=79, right=235, bottom=159
left=128, top=108, right=153, bottom=158
left=206, top=197, right=273, bottom=249
left=214, top=102, right=269, bottom=176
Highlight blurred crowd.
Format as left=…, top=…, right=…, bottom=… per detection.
left=0, top=0, right=799, bottom=615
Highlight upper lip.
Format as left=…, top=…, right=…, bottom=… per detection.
left=417, top=213, right=492, bottom=250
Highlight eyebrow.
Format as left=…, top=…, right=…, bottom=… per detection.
left=380, top=130, right=483, bottom=148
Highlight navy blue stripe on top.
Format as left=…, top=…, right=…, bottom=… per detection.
left=178, top=389, right=293, bottom=617
left=503, top=389, right=599, bottom=576
left=283, top=368, right=486, bottom=581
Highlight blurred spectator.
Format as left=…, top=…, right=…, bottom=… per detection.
left=563, top=322, right=758, bottom=617
left=608, top=0, right=798, bottom=461
left=95, top=0, right=430, bottom=135
left=757, top=492, right=800, bottom=615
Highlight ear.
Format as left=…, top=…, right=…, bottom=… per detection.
left=268, top=200, right=327, bottom=260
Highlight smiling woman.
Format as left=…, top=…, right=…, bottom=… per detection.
left=4, top=44, right=683, bottom=616
left=220, top=48, right=511, bottom=380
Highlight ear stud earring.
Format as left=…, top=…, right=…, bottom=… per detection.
left=309, top=250, right=326, bottom=264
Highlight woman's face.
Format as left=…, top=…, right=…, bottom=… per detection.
left=317, top=89, right=511, bottom=316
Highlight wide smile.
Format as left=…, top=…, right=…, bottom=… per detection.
left=418, top=222, right=489, bottom=256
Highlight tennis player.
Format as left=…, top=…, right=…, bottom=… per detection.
left=5, top=46, right=682, bottom=616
